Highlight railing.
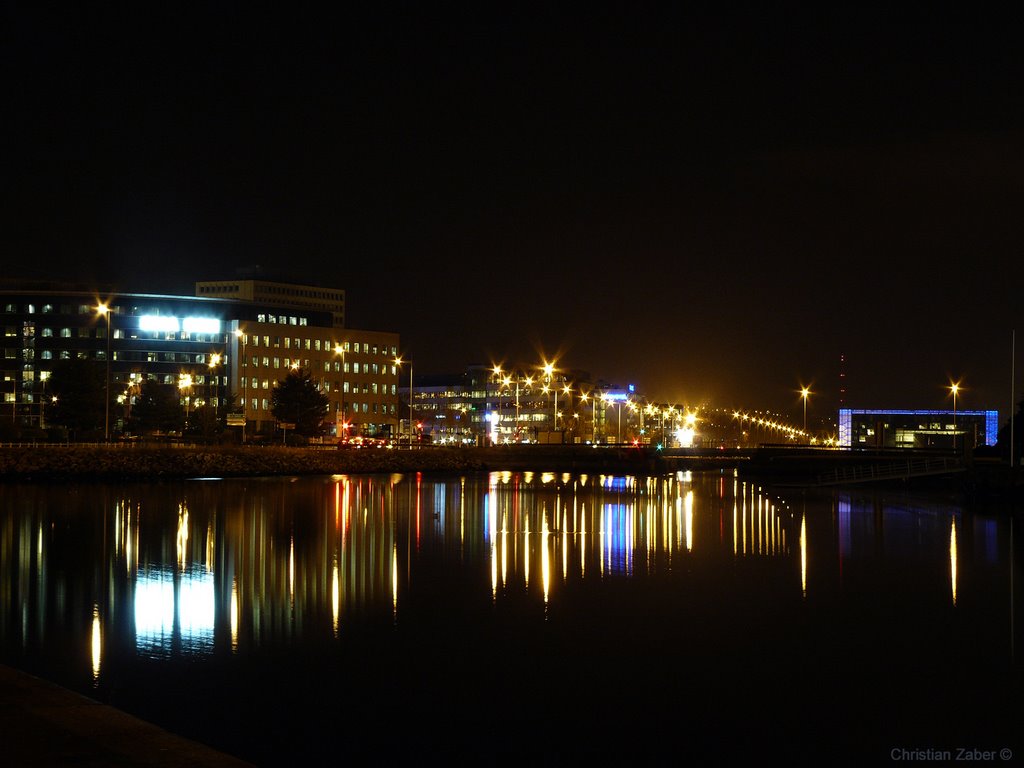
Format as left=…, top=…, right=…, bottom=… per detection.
left=812, top=456, right=966, bottom=487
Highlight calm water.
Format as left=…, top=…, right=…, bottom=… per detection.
left=1, top=470, right=1020, bottom=765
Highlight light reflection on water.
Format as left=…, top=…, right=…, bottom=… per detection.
left=0, top=471, right=1018, bottom=764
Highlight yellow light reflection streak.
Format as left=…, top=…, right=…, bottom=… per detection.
left=542, top=511, right=550, bottom=606
left=231, top=578, right=239, bottom=652
left=176, top=503, right=188, bottom=570
left=523, top=513, right=531, bottom=590
left=91, top=604, right=101, bottom=684
left=332, top=561, right=340, bottom=637
left=684, top=490, right=693, bottom=552
left=392, top=543, right=398, bottom=614
left=800, top=514, right=807, bottom=597
left=950, top=518, right=958, bottom=606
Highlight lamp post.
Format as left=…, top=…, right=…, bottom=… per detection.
left=234, top=328, right=247, bottom=443
left=949, top=382, right=960, bottom=452
left=208, top=353, right=222, bottom=435
left=178, top=373, right=193, bottom=433
left=335, top=344, right=348, bottom=440
left=561, top=383, right=571, bottom=436
left=542, top=362, right=556, bottom=432
left=491, top=365, right=503, bottom=444
left=96, top=303, right=111, bottom=441
left=395, top=356, right=413, bottom=446
left=800, top=386, right=811, bottom=437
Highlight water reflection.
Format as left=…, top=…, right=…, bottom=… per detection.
left=0, top=472, right=1015, bottom=688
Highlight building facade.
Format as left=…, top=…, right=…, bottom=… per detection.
left=1, top=280, right=397, bottom=440
left=838, top=408, right=999, bottom=449
left=196, top=279, right=346, bottom=328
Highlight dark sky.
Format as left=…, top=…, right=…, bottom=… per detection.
left=5, top=5, right=1023, bottom=424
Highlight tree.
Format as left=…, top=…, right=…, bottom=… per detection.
left=271, top=368, right=329, bottom=437
left=132, top=379, right=184, bottom=435
left=46, top=358, right=106, bottom=438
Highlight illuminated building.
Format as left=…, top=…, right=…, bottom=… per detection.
left=195, top=279, right=346, bottom=328
left=837, top=408, right=999, bottom=449
left=0, top=280, right=398, bottom=439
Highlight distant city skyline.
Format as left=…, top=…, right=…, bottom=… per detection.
left=5, top=6, right=1022, bottom=420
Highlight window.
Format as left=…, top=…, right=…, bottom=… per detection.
left=60, top=328, right=71, bottom=338
left=42, top=304, right=54, bottom=313
left=78, top=328, right=91, bottom=338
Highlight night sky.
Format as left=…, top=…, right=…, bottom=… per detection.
left=5, top=5, right=1023, bottom=424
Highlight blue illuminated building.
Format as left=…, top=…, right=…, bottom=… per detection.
left=838, top=408, right=999, bottom=449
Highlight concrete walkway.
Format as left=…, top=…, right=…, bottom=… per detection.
left=0, top=665, right=253, bottom=767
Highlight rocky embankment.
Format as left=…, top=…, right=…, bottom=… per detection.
left=0, top=445, right=489, bottom=481
left=0, top=443, right=667, bottom=481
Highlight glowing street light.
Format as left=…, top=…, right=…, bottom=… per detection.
left=949, top=381, right=961, bottom=452
left=800, top=386, right=812, bottom=435
left=335, top=343, right=349, bottom=439
left=208, top=353, right=222, bottom=422
left=234, top=328, right=247, bottom=442
left=96, top=302, right=111, bottom=441
left=178, top=373, right=193, bottom=431
left=395, top=356, right=413, bottom=446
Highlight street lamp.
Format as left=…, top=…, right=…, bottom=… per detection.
left=541, top=361, right=556, bottom=432
left=491, top=365, right=503, bottom=444
left=335, top=344, right=348, bottom=440
left=800, top=386, right=811, bottom=436
left=178, top=373, right=193, bottom=433
left=395, top=356, right=413, bottom=446
left=949, top=381, right=960, bottom=452
left=96, top=303, right=111, bottom=441
left=579, top=391, right=591, bottom=443
left=208, top=352, right=222, bottom=424
left=234, top=328, right=247, bottom=443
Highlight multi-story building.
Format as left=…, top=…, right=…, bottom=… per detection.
left=196, top=279, right=346, bottom=328
left=1, top=279, right=398, bottom=440
left=228, top=314, right=400, bottom=437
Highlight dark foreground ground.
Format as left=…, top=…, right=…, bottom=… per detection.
left=0, top=665, right=253, bottom=767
